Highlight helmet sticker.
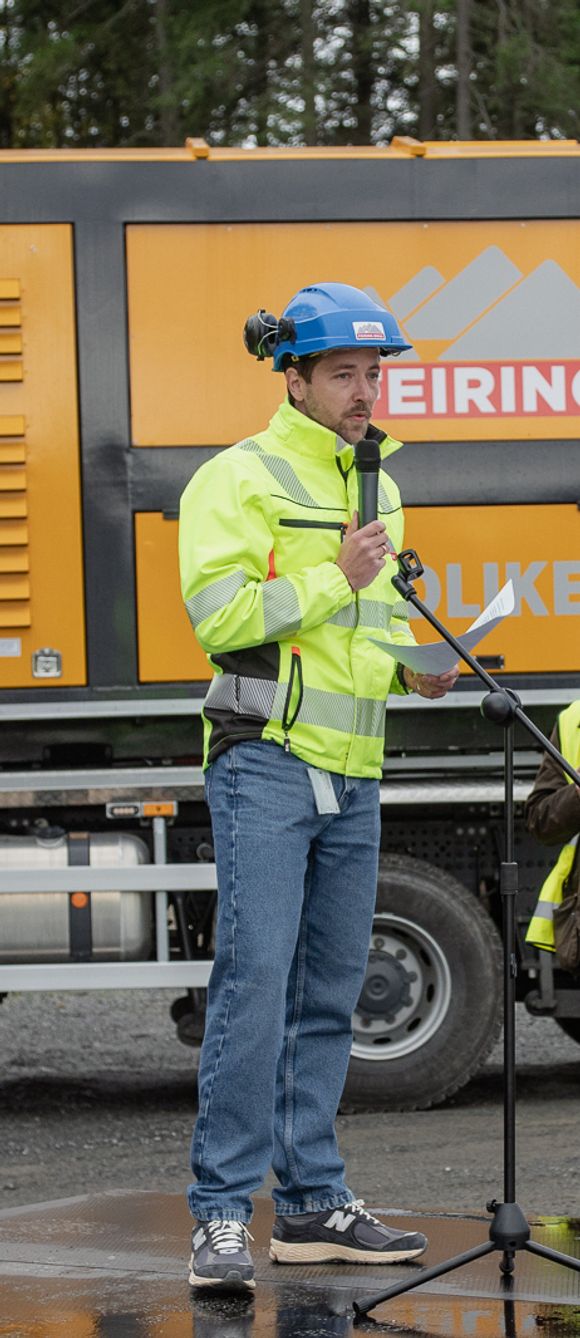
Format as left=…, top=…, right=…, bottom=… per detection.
left=353, top=320, right=386, bottom=340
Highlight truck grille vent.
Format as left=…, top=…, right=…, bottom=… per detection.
left=0, top=277, right=29, bottom=630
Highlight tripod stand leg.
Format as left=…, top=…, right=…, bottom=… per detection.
left=526, top=1239, right=580, bottom=1272
left=352, top=1239, right=496, bottom=1318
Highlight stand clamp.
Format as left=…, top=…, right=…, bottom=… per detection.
left=391, top=548, right=424, bottom=600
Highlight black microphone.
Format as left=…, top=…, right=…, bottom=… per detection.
left=354, top=438, right=381, bottom=527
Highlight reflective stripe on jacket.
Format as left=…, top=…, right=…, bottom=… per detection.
left=179, top=399, right=416, bottom=778
left=525, top=701, right=580, bottom=952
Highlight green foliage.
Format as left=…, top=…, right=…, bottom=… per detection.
left=0, top=0, right=579, bottom=147
left=469, top=0, right=580, bottom=138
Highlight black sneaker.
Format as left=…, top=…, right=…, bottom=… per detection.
left=269, top=1199, right=427, bottom=1265
left=189, top=1219, right=256, bottom=1290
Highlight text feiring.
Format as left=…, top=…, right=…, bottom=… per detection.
left=376, top=361, right=580, bottom=418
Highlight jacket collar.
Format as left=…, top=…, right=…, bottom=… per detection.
left=268, top=399, right=403, bottom=467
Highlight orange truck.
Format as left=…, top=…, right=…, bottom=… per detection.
left=0, top=139, right=578, bottom=1110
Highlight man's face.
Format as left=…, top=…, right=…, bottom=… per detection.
left=285, top=348, right=382, bottom=444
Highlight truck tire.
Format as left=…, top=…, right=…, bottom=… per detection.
left=555, top=1017, right=580, bottom=1045
left=343, top=853, right=502, bottom=1111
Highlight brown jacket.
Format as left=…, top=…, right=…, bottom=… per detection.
left=525, top=720, right=580, bottom=901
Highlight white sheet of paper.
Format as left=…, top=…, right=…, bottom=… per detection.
left=465, top=580, right=515, bottom=633
left=370, top=580, right=515, bottom=676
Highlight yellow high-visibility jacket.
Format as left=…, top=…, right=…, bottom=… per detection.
left=179, top=399, right=416, bottom=777
left=525, top=701, right=580, bottom=952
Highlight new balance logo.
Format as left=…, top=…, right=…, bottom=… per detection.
left=324, top=1210, right=356, bottom=1232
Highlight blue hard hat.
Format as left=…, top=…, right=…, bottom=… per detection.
left=272, top=281, right=412, bottom=371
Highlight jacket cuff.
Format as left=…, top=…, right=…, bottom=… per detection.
left=394, top=661, right=412, bottom=695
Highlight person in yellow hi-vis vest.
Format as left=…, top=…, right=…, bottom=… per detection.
left=179, top=283, right=459, bottom=1292
left=525, top=700, right=580, bottom=970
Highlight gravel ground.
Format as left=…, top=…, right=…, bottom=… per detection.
left=1, top=990, right=579, bottom=1217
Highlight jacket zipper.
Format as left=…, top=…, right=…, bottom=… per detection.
left=281, top=646, right=304, bottom=753
left=279, top=518, right=347, bottom=539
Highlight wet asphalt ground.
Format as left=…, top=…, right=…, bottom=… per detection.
left=0, top=989, right=579, bottom=1218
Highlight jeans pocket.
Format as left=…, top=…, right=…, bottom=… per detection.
left=204, top=764, right=213, bottom=806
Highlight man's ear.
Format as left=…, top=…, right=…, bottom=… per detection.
left=285, top=366, right=305, bottom=403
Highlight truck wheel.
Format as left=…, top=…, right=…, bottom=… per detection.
left=170, top=990, right=206, bottom=1047
left=343, top=853, right=502, bottom=1111
left=555, top=1017, right=580, bottom=1045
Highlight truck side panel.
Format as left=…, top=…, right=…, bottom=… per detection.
left=0, top=226, right=85, bottom=689
left=125, top=219, right=580, bottom=448
left=134, top=504, right=580, bottom=683
left=0, top=152, right=578, bottom=699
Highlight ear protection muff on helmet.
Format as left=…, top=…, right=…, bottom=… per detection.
left=243, top=310, right=297, bottom=360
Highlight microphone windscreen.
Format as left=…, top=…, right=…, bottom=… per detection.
left=355, top=439, right=381, bottom=472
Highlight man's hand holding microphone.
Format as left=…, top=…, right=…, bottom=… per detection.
left=337, top=511, right=396, bottom=589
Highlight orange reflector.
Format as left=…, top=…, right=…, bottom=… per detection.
left=71, top=892, right=89, bottom=908
left=142, top=801, right=177, bottom=817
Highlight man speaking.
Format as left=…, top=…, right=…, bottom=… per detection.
left=179, top=281, right=458, bottom=1291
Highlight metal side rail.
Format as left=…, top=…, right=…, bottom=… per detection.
left=0, top=764, right=206, bottom=807
left=0, top=764, right=532, bottom=809
left=0, top=848, right=217, bottom=991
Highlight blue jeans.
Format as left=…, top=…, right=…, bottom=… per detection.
left=188, top=739, right=380, bottom=1223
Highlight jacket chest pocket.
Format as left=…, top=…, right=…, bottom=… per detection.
left=279, top=518, right=347, bottom=537
left=273, top=517, right=348, bottom=574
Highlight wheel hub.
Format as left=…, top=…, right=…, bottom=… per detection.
left=351, top=914, right=452, bottom=1061
left=357, top=949, right=413, bottom=1022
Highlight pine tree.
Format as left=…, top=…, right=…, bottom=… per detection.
left=1, top=0, right=579, bottom=148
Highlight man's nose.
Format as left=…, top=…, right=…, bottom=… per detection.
left=352, top=372, right=374, bottom=402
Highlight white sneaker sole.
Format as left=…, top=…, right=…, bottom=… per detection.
left=269, top=1239, right=427, bottom=1265
left=188, top=1256, right=256, bottom=1290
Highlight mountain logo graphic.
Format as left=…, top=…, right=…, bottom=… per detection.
left=371, top=246, right=580, bottom=421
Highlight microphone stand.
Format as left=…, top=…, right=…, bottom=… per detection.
left=353, top=548, right=580, bottom=1323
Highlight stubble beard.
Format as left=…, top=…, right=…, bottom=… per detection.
left=337, top=412, right=371, bottom=444
left=298, top=392, right=370, bottom=445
